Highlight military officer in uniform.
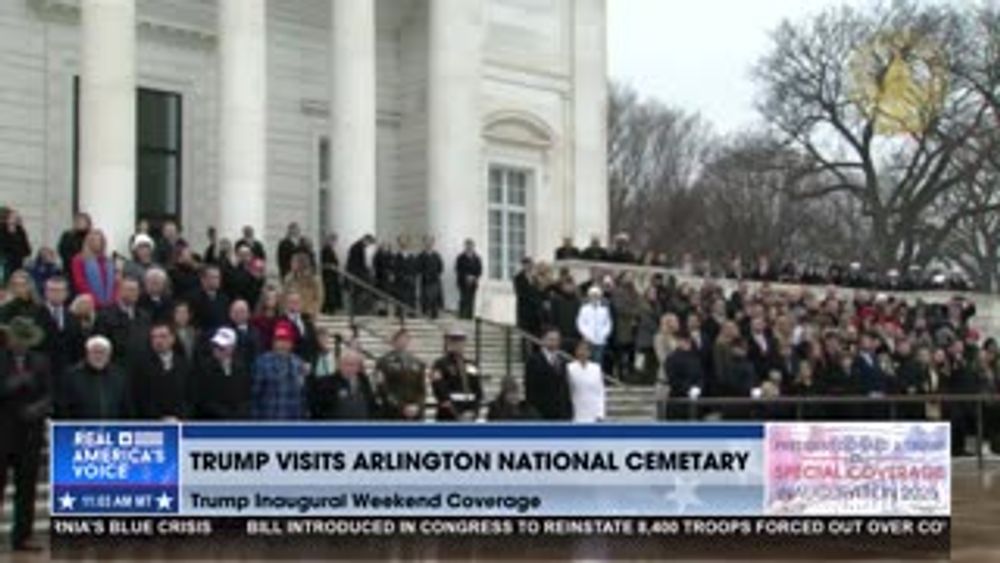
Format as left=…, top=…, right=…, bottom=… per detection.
left=431, top=328, right=483, bottom=421
left=376, top=329, right=427, bottom=421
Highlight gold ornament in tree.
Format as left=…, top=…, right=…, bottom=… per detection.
left=848, top=30, right=948, bottom=135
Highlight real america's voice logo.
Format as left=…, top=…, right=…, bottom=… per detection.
left=51, top=423, right=181, bottom=515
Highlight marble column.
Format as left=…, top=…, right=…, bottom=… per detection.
left=572, top=0, right=608, bottom=244
left=78, top=0, right=136, bottom=255
left=427, top=0, right=484, bottom=306
left=218, top=0, right=267, bottom=241
left=329, top=0, right=377, bottom=245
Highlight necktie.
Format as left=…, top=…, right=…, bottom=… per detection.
left=53, top=306, right=64, bottom=331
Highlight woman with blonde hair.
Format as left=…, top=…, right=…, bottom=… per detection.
left=67, top=293, right=99, bottom=364
left=0, top=269, right=42, bottom=321
left=70, top=229, right=117, bottom=306
left=283, top=251, right=324, bottom=318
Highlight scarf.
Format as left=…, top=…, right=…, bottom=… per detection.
left=84, top=256, right=115, bottom=304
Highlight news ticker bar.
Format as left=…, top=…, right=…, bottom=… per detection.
left=49, top=517, right=950, bottom=559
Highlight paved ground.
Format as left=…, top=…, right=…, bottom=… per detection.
left=2, top=460, right=997, bottom=562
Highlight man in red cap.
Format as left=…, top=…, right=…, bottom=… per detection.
left=251, top=321, right=308, bottom=420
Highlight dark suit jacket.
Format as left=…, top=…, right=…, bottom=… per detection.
left=230, top=323, right=264, bottom=369
left=96, top=305, right=152, bottom=362
left=128, top=350, right=193, bottom=419
left=0, top=351, right=51, bottom=448
left=851, top=353, right=887, bottom=394
left=665, top=349, right=704, bottom=397
left=524, top=351, right=573, bottom=420
left=138, top=294, right=176, bottom=324
left=284, top=313, right=319, bottom=364
left=455, top=253, right=482, bottom=289
left=308, top=372, right=379, bottom=420
left=33, top=305, right=81, bottom=390
left=186, top=289, right=231, bottom=333
left=346, top=240, right=370, bottom=279
left=192, top=355, right=251, bottom=420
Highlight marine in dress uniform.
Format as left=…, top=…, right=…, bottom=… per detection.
left=431, top=329, right=483, bottom=421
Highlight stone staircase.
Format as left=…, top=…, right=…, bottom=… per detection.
left=1, top=314, right=656, bottom=536
left=317, top=314, right=657, bottom=421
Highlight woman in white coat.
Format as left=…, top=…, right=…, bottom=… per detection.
left=567, top=340, right=606, bottom=422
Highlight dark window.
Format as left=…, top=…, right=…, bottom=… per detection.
left=73, top=80, right=182, bottom=228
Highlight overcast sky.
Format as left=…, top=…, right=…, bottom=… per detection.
left=607, top=0, right=861, bottom=134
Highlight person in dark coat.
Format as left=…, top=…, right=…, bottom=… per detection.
left=346, top=234, right=375, bottom=314
left=664, top=332, right=705, bottom=400
left=154, top=221, right=186, bottom=267
left=235, top=225, right=267, bottom=261
left=58, top=335, right=130, bottom=419
left=95, top=277, right=151, bottom=363
left=455, top=239, right=482, bottom=319
left=417, top=236, right=444, bottom=318
left=716, top=337, right=759, bottom=420
left=320, top=233, right=343, bottom=314
left=192, top=328, right=251, bottom=419
left=224, top=245, right=263, bottom=307
left=57, top=212, right=91, bottom=273
left=393, top=236, right=418, bottom=311
left=514, top=258, right=537, bottom=334
left=0, top=270, right=44, bottom=323
left=33, top=276, right=78, bottom=397
left=186, top=264, right=230, bottom=334
left=276, top=222, right=308, bottom=280
left=580, top=236, right=608, bottom=261
left=308, top=349, right=379, bottom=420
left=0, top=316, right=51, bottom=552
left=128, top=323, right=191, bottom=420
left=0, top=209, right=31, bottom=283
left=431, top=329, right=483, bottom=421
left=554, top=237, right=580, bottom=261
left=373, top=243, right=395, bottom=311
left=894, top=338, right=927, bottom=420
left=487, top=376, right=539, bottom=421
left=168, top=246, right=201, bottom=299
left=549, top=278, right=582, bottom=353
left=137, top=267, right=175, bottom=324
left=281, top=290, right=320, bottom=364
left=524, top=328, right=573, bottom=420
left=227, top=299, right=262, bottom=369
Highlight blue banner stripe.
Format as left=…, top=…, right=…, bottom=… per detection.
left=180, top=424, right=763, bottom=440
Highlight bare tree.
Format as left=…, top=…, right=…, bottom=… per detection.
left=754, top=0, right=998, bottom=272
left=693, top=133, right=864, bottom=267
left=607, top=82, right=712, bottom=254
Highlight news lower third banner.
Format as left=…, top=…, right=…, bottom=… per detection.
left=49, top=422, right=951, bottom=558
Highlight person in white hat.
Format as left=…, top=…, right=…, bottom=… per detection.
left=191, top=327, right=251, bottom=419
left=122, top=232, right=158, bottom=282
left=58, top=335, right=129, bottom=419
left=576, top=286, right=613, bottom=365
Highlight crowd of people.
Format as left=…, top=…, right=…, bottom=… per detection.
left=515, top=245, right=1000, bottom=454
left=0, top=207, right=501, bottom=551
left=552, top=233, right=975, bottom=291
left=2, top=209, right=999, bottom=551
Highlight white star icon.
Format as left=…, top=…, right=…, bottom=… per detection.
left=664, top=476, right=704, bottom=514
left=156, top=492, right=174, bottom=511
left=58, top=492, right=77, bottom=511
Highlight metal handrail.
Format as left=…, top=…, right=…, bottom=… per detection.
left=657, top=392, right=1000, bottom=469
left=330, top=262, right=627, bottom=387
